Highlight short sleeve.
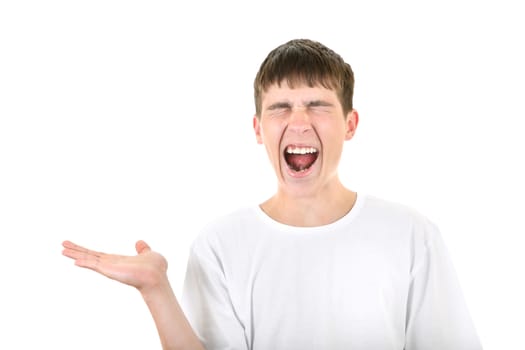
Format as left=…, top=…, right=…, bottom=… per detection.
left=405, top=219, right=483, bottom=350
left=180, top=235, right=248, bottom=350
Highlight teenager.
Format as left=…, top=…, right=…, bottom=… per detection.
left=63, top=38, right=482, bottom=350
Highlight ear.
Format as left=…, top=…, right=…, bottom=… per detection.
left=344, top=109, right=359, bottom=141
left=253, top=115, right=263, bottom=144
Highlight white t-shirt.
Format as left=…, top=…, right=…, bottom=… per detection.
left=181, top=194, right=482, bottom=350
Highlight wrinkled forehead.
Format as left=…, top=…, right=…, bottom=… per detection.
left=260, top=81, right=340, bottom=106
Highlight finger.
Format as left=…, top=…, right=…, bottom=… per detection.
left=62, top=240, right=92, bottom=252
left=74, top=256, right=101, bottom=270
left=135, top=240, right=151, bottom=254
left=62, top=240, right=85, bottom=249
left=62, top=242, right=105, bottom=269
left=62, top=240, right=103, bottom=257
left=62, top=247, right=92, bottom=260
left=62, top=240, right=77, bottom=251
left=62, top=248, right=101, bottom=268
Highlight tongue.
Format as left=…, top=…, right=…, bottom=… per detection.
left=286, top=154, right=317, bottom=171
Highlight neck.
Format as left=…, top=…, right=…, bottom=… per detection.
left=260, top=181, right=357, bottom=227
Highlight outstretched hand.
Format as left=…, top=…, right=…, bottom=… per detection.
left=62, top=240, right=168, bottom=293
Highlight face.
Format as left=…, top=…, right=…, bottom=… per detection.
left=253, top=81, right=358, bottom=197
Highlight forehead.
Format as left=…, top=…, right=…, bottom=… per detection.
left=261, top=81, right=339, bottom=106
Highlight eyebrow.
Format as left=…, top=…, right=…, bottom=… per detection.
left=306, top=100, right=333, bottom=107
left=267, top=102, right=292, bottom=110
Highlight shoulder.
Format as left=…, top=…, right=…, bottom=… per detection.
left=358, top=194, right=441, bottom=240
left=189, top=205, right=260, bottom=254
left=359, top=194, right=425, bottom=220
left=357, top=195, right=448, bottom=270
left=200, top=206, right=259, bottom=236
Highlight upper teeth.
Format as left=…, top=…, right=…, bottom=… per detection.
left=286, top=146, right=318, bottom=154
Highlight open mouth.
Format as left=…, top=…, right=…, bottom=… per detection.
left=284, top=145, right=319, bottom=172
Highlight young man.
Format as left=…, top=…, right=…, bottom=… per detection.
left=62, top=39, right=482, bottom=349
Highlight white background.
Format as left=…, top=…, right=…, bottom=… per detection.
left=1, top=0, right=523, bottom=349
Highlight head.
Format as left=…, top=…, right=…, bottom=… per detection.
left=252, top=39, right=358, bottom=199
left=253, top=39, right=355, bottom=118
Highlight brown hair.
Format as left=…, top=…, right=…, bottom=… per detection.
left=253, top=39, right=355, bottom=117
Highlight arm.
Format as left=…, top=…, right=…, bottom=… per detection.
left=62, top=240, right=205, bottom=350
left=404, top=223, right=483, bottom=350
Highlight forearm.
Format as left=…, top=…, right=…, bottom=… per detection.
left=141, top=281, right=205, bottom=350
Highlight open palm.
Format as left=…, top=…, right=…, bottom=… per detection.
left=62, top=240, right=168, bottom=292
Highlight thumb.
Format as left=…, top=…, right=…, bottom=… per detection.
left=135, top=240, right=151, bottom=254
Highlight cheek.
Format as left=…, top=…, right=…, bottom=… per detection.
left=263, top=126, right=286, bottom=161
left=317, top=122, right=342, bottom=138
left=317, top=124, right=346, bottom=149
left=261, top=122, right=283, bottom=142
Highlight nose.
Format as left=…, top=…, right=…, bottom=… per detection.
left=288, top=106, right=312, bottom=133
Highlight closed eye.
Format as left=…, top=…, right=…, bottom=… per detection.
left=266, top=102, right=291, bottom=116
left=307, top=100, right=333, bottom=114
left=307, top=100, right=332, bottom=108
